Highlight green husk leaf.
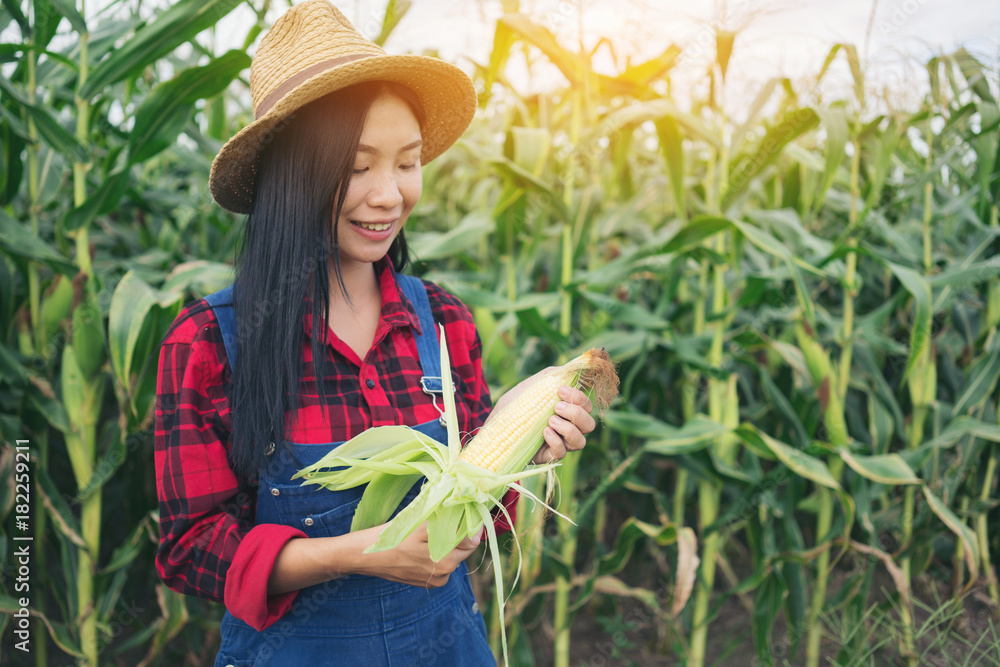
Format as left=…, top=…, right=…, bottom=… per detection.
left=438, top=324, right=462, bottom=463
left=475, top=501, right=510, bottom=667
left=292, top=432, right=431, bottom=479
left=427, top=503, right=467, bottom=561
left=351, top=474, right=422, bottom=531
left=367, top=476, right=456, bottom=554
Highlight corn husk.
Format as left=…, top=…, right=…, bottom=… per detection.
left=293, top=326, right=618, bottom=666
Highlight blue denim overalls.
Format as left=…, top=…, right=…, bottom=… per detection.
left=204, top=274, right=495, bottom=667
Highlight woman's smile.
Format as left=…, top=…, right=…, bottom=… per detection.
left=349, top=218, right=397, bottom=239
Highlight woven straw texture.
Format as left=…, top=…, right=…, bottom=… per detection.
left=209, top=0, right=476, bottom=214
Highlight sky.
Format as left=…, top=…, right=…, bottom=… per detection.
left=4, top=0, right=999, bottom=115
left=202, top=0, right=1000, bottom=112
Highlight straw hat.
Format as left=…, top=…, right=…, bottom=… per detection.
left=209, top=0, right=477, bottom=214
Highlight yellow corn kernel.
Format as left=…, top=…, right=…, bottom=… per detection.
left=460, top=371, right=568, bottom=473
left=460, top=348, right=617, bottom=476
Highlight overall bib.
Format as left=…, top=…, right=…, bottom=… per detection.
left=205, top=275, right=495, bottom=667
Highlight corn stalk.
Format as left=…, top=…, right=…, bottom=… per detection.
left=66, top=3, right=104, bottom=664
left=688, top=52, right=736, bottom=666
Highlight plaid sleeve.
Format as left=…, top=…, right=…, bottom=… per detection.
left=424, top=283, right=518, bottom=533
left=154, top=302, right=304, bottom=628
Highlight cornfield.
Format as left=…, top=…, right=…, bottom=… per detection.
left=1, top=0, right=999, bottom=665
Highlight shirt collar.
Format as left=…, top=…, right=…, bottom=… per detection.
left=302, top=255, right=422, bottom=341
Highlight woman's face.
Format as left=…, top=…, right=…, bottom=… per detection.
left=334, top=92, right=423, bottom=268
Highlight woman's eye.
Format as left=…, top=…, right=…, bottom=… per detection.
left=352, top=167, right=367, bottom=175
left=400, top=163, right=417, bottom=170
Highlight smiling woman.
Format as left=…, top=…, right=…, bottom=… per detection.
left=151, top=1, right=600, bottom=666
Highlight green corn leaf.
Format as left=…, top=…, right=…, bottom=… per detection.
left=35, top=466, right=87, bottom=549
left=757, top=366, right=809, bottom=448
left=758, top=430, right=840, bottom=489
left=922, top=485, right=979, bottom=581
left=61, top=168, right=130, bottom=232
left=658, top=215, right=729, bottom=254
left=373, top=0, right=412, bottom=47
left=0, top=596, right=84, bottom=658
left=74, top=431, right=126, bottom=502
left=2, top=0, right=29, bottom=35
left=97, top=515, right=151, bottom=575
left=497, top=13, right=585, bottom=88
left=25, top=377, right=71, bottom=434
left=0, top=209, right=74, bottom=274
left=597, top=517, right=679, bottom=576
left=22, top=101, right=89, bottom=162
left=108, top=272, right=182, bottom=402
left=79, top=0, right=243, bottom=99
left=47, top=0, right=87, bottom=33
left=161, top=260, right=236, bottom=295
left=576, top=290, right=670, bottom=330
left=725, top=108, right=819, bottom=208
left=887, top=263, right=932, bottom=383
left=144, top=585, right=190, bottom=661
left=128, top=50, right=250, bottom=164
left=953, top=47, right=995, bottom=104
left=603, top=410, right=682, bottom=439
left=752, top=572, right=783, bottom=666
left=952, top=340, right=1000, bottom=414
left=839, top=450, right=920, bottom=485
left=655, top=115, right=686, bottom=221
left=812, top=105, right=849, bottom=215
left=643, top=417, right=730, bottom=456
left=818, top=44, right=864, bottom=106
left=407, top=211, right=493, bottom=261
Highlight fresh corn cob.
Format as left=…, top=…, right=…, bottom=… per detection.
left=460, top=348, right=617, bottom=476
left=292, top=329, right=618, bottom=667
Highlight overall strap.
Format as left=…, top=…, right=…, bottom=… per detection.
left=204, top=284, right=238, bottom=372
left=397, top=274, right=444, bottom=396
left=206, top=276, right=446, bottom=396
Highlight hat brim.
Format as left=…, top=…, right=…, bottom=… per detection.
left=209, top=54, right=477, bottom=214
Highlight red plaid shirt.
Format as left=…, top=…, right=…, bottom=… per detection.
left=154, top=256, right=517, bottom=631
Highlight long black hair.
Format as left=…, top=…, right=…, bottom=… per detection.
left=151, top=80, right=426, bottom=482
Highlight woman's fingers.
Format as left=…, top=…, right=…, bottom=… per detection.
left=558, top=385, right=594, bottom=418
left=554, top=396, right=596, bottom=437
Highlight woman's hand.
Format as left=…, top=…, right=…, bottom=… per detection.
left=487, top=368, right=597, bottom=465
left=268, top=521, right=480, bottom=595
left=355, top=521, right=480, bottom=588
left=532, top=383, right=595, bottom=464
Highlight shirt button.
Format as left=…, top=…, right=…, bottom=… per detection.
left=270, top=488, right=280, bottom=496
left=304, top=517, right=314, bottom=526
left=366, top=378, right=375, bottom=389
left=471, top=601, right=479, bottom=614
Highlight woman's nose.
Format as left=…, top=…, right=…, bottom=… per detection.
left=366, top=169, right=403, bottom=209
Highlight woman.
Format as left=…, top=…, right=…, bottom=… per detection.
left=154, top=2, right=596, bottom=665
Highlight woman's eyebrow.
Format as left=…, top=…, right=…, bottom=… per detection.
left=357, top=139, right=423, bottom=155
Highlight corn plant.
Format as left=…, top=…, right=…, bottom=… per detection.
left=3, top=0, right=998, bottom=664
left=1, top=0, right=248, bottom=663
